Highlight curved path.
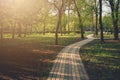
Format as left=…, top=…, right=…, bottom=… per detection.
left=47, top=34, right=94, bottom=80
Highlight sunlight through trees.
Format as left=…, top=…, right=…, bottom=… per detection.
left=0, top=0, right=119, bottom=44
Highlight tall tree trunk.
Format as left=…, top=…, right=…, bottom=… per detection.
left=0, top=26, right=3, bottom=39
left=95, top=11, right=98, bottom=35
left=12, top=27, right=15, bottom=39
left=99, top=0, right=104, bottom=42
left=60, top=23, right=63, bottom=36
left=43, top=22, right=45, bottom=35
left=54, top=0, right=64, bottom=45
left=113, top=20, right=119, bottom=40
left=18, top=23, right=22, bottom=37
left=63, top=13, right=66, bottom=35
left=73, top=0, right=84, bottom=38
left=109, top=0, right=119, bottom=40
left=24, top=26, right=27, bottom=37
left=64, top=25, right=66, bottom=35
left=55, top=11, right=62, bottom=45
left=92, top=11, right=95, bottom=33
left=30, top=26, right=32, bottom=34
left=95, top=0, right=98, bottom=35
left=80, top=24, right=84, bottom=38
left=68, top=4, right=70, bottom=34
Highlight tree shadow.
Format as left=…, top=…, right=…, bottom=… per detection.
left=80, top=39, right=120, bottom=80
left=0, top=39, right=61, bottom=80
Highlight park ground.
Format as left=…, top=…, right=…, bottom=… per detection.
left=0, top=33, right=81, bottom=80
left=0, top=33, right=120, bottom=80
left=80, top=39, right=120, bottom=80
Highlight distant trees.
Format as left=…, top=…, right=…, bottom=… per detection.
left=84, top=0, right=99, bottom=35
left=0, top=0, right=46, bottom=39
left=0, top=0, right=119, bottom=44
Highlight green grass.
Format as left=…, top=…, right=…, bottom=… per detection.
left=0, top=33, right=81, bottom=80
left=95, top=33, right=120, bottom=39
left=80, top=39, right=120, bottom=80
left=3, top=33, right=81, bottom=45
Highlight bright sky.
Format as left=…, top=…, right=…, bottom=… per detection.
left=102, top=1, right=111, bottom=16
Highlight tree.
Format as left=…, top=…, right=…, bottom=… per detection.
left=49, top=0, right=66, bottom=45
left=67, top=1, right=71, bottom=34
left=95, top=0, right=99, bottom=35
left=73, top=0, right=84, bottom=39
left=42, top=1, right=51, bottom=35
left=85, top=0, right=99, bottom=35
left=99, top=0, right=104, bottom=42
left=104, top=0, right=120, bottom=40
left=61, top=13, right=68, bottom=35
left=0, top=1, right=5, bottom=39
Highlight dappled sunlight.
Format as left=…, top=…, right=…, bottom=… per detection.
left=0, top=33, right=82, bottom=79
left=47, top=38, right=93, bottom=80
left=0, top=74, right=14, bottom=80
left=0, top=0, right=119, bottom=80
left=49, top=71, right=81, bottom=77
left=32, top=49, right=55, bottom=54
left=42, top=59, right=54, bottom=63
left=105, top=40, right=120, bottom=43
left=57, top=53, right=80, bottom=61
left=105, top=48, right=120, bottom=51
left=80, top=39, right=120, bottom=80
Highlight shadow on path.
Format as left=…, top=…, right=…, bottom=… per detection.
left=47, top=34, right=94, bottom=80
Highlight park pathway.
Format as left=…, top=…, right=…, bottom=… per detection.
left=47, top=34, right=94, bottom=80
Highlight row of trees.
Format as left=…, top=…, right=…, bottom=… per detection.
left=0, top=0, right=120, bottom=44
left=51, top=0, right=120, bottom=44
left=0, top=0, right=80, bottom=39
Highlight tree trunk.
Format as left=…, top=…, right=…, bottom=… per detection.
left=109, top=0, right=119, bottom=40
left=63, top=13, right=66, bottom=35
left=92, top=11, right=95, bottom=33
left=30, top=26, right=32, bottom=34
left=18, top=24, right=22, bottom=37
left=60, top=24, right=63, bottom=36
left=80, top=24, right=84, bottom=39
left=12, top=27, right=15, bottom=39
left=68, top=6, right=70, bottom=34
left=54, top=0, right=64, bottom=45
left=99, top=0, right=104, bottom=42
left=73, top=0, right=84, bottom=39
left=64, top=25, right=66, bottom=35
left=55, top=11, right=62, bottom=45
left=0, top=26, right=3, bottom=39
left=24, top=26, right=27, bottom=37
left=95, top=0, right=98, bottom=35
left=43, top=22, right=45, bottom=35
left=95, top=11, right=98, bottom=35
left=113, top=20, right=119, bottom=40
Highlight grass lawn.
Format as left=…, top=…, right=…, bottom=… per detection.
left=80, top=39, right=120, bottom=80
left=0, top=33, right=81, bottom=80
left=95, top=33, right=120, bottom=39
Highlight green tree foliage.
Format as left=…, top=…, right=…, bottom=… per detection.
left=0, top=0, right=118, bottom=44
left=104, top=0, right=120, bottom=40
left=85, top=0, right=99, bottom=35
left=103, top=16, right=112, bottom=31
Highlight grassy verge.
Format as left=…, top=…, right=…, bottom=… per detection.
left=0, top=33, right=81, bottom=80
left=95, top=33, right=120, bottom=39
left=80, top=39, right=120, bottom=80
